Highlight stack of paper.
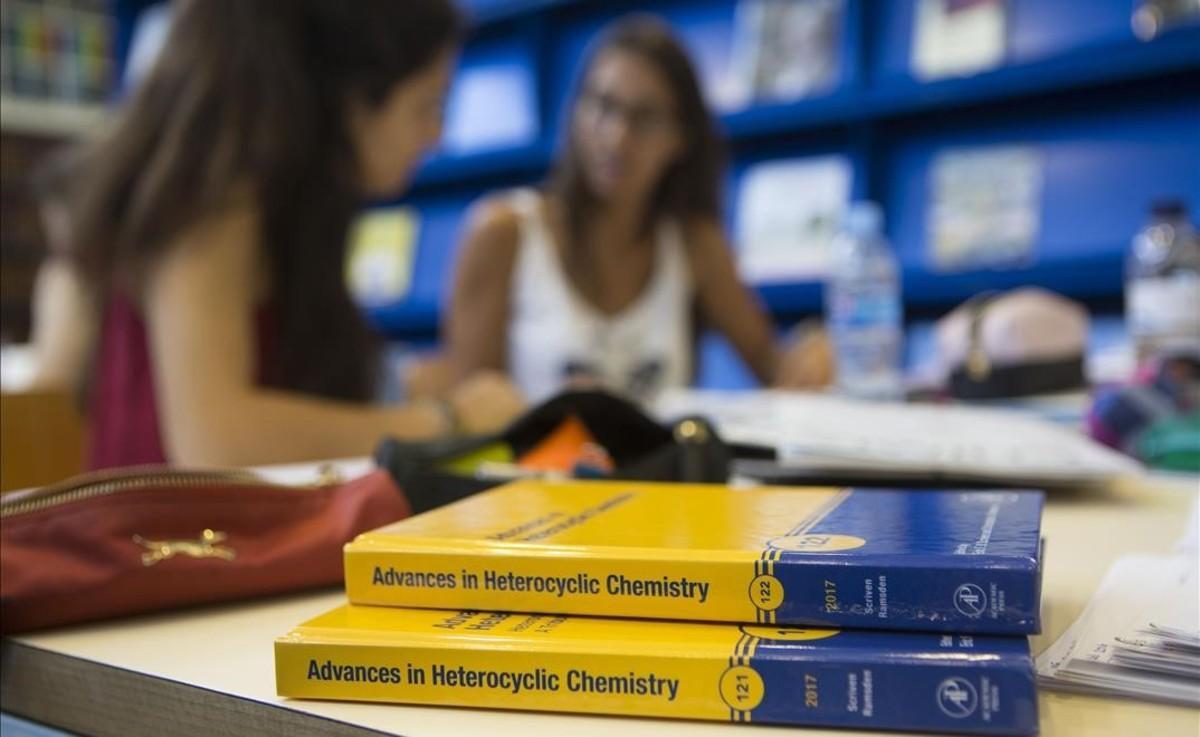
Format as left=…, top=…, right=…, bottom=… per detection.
left=1036, top=554, right=1200, bottom=706
left=655, top=389, right=1141, bottom=487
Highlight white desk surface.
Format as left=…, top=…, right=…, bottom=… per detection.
left=3, top=470, right=1199, bottom=737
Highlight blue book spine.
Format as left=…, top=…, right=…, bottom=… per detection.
left=743, top=630, right=1038, bottom=735
left=768, top=553, right=1042, bottom=634
left=750, top=488, right=1045, bottom=634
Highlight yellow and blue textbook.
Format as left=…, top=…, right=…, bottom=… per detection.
left=275, top=604, right=1038, bottom=735
left=345, top=480, right=1043, bottom=634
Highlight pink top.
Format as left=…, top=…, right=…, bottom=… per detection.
left=88, top=294, right=277, bottom=470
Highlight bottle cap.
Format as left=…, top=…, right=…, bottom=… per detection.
left=843, top=201, right=884, bottom=238
left=1150, top=199, right=1188, bottom=220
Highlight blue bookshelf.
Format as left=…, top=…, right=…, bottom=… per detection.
left=394, top=0, right=1200, bottom=349
left=115, top=0, right=1200, bottom=387
left=413, top=139, right=552, bottom=191
left=362, top=192, right=480, bottom=336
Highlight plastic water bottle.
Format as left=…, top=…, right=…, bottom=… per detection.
left=1125, top=200, right=1200, bottom=361
left=825, top=201, right=904, bottom=400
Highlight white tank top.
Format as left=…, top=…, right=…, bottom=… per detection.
left=506, top=189, right=694, bottom=405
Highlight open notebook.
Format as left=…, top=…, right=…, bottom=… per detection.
left=655, top=389, right=1140, bottom=487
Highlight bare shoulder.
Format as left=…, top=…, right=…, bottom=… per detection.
left=681, top=215, right=725, bottom=241
left=460, top=193, right=523, bottom=267
left=681, top=215, right=731, bottom=254
left=147, top=201, right=263, bottom=305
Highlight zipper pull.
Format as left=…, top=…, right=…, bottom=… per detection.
left=674, top=418, right=710, bottom=482
left=314, top=464, right=344, bottom=486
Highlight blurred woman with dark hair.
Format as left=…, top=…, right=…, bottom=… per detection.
left=34, top=0, right=524, bottom=469
left=446, top=15, right=832, bottom=404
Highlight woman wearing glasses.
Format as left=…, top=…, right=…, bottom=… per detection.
left=443, top=15, right=832, bottom=404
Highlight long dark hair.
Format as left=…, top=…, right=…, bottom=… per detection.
left=72, top=0, right=460, bottom=401
left=548, top=15, right=724, bottom=287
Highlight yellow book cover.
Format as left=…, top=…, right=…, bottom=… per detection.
left=344, top=479, right=1044, bottom=633
left=274, top=604, right=1037, bottom=733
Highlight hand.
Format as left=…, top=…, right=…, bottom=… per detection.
left=447, top=371, right=526, bottom=435
left=403, top=353, right=454, bottom=400
left=775, top=325, right=835, bottom=389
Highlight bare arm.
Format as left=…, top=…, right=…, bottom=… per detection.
left=28, top=257, right=96, bottom=393
left=144, top=205, right=450, bottom=467
left=444, top=197, right=521, bottom=385
left=686, top=218, right=781, bottom=385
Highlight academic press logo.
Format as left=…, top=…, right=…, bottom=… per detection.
left=936, top=677, right=978, bottom=718
left=953, top=583, right=987, bottom=617
left=958, top=492, right=1021, bottom=505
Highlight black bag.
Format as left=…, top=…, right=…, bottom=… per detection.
left=375, top=391, right=752, bottom=512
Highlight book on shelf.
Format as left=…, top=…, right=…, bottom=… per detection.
left=345, top=206, right=420, bottom=307
left=927, top=145, right=1044, bottom=272
left=911, top=0, right=1007, bottom=81
left=735, top=155, right=851, bottom=283
left=276, top=604, right=1038, bottom=735
left=721, top=0, right=843, bottom=110
left=344, top=479, right=1044, bottom=635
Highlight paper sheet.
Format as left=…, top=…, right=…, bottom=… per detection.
left=1037, top=554, right=1200, bottom=706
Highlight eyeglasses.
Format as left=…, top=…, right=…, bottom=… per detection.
left=578, top=89, right=675, bottom=137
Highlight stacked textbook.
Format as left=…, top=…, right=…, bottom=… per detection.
left=276, top=480, right=1045, bottom=735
